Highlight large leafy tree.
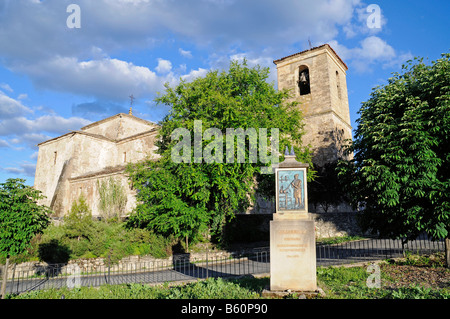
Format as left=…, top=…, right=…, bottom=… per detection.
left=338, top=54, right=450, bottom=265
left=0, top=178, right=51, bottom=298
left=127, top=60, right=311, bottom=248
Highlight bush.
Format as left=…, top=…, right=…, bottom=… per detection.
left=2, top=219, right=174, bottom=265
left=63, top=194, right=94, bottom=241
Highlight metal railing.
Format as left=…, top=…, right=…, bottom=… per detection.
left=1, top=235, right=445, bottom=295
left=1, top=249, right=271, bottom=295
left=316, top=234, right=444, bottom=267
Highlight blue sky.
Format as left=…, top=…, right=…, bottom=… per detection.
left=0, top=0, right=448, bottom=185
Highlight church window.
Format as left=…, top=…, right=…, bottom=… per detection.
left=298, top=66, right=310, bottom=96
left=123, top=152, right=127, bottom=163
left=54, top=151, right=57, bottom=165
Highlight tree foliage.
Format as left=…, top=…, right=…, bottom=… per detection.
left=309, top=162, right=349, bottom=212
left=126, top=60, right=311, bottom=245
left=338, top=53, right=450, bottom=241
left=0, top=178, right=51, bottom=258
left=63, top=193, right=94, bottom=241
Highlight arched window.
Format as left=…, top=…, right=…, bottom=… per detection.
left=298, top=66, right=310, bottom=96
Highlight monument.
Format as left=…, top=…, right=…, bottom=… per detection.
left=269, top=147, right=317, bottom=292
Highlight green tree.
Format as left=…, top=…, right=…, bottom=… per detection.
left=127, top=60, right=311, bottom=249
left=63, top=193, right=94, bottom=240
left=309, top=162, right=349, bottom=213
left=0, top=178, right=51, bottom=298
left=338, top=53, right=450, bottom=265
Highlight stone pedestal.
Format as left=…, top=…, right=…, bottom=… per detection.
left=270, top=216, right=317, bottom=292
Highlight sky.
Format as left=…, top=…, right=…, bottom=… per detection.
left=0, top=0, right=448, bottom=185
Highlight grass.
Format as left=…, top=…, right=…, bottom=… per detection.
left=316, top=253, right=450, bottom=299
left=8, top=277, right=267, bottom=300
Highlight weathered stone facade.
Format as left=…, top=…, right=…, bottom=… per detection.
left=273, top=44, right=353, bottom=167
left=34, top=113, right=159, bottom=218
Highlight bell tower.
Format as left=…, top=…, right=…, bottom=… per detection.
left=274, top=44, right=353, bottom=167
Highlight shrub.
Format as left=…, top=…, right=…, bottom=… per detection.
left=63, top=194, right=94, bottom=241
left=5, top=217, right=175, bottom=264
left=98, top=177, right=128, bottom=221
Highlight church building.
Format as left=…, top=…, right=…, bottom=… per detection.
left=34, top=44, right=352, bottom=218
left=34, top=111, right=159, bottom=218
left=274, top=44, right=353, bottom=167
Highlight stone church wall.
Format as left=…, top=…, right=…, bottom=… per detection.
left=34, top=114, right=159, bottom=217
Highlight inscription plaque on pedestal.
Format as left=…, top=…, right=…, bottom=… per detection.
left=270, top=219, right=316, bottom=291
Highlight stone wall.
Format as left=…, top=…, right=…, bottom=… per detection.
left=311, top=212, right=363, bottom=238
left=231, top=211, right=363, bottom=242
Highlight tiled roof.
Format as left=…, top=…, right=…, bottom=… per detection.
left=273, top=44, right=348, bottom=70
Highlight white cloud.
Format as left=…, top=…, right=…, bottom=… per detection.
left=0, top=139, right=10, bottom=148
left=0, top=83, right=13, bottom=93
left=181, top=68, right=209, bottom=82
left=328, top=36, right=411, bottom=73
left=230, top=53, right=273, bottom=68
left=0, top=115, right=91, bottom=137
left=12, top=54, right=215, bottom=102
left=229, top=52, right=277, bottom=83
left=3, top=162, right=36, bottom=177
left=178, top=64, right=187, bottom=73
left=21, top=56, right=162, bottom=101
left=0, top=0, right=378, bottom=101
left=155, top=58, right=173, bottom=74
left=0, top=91, right=32, bottom=119
left=0, top=0, right=362, bottom=62
left=179, top=48, right=193, bottom=58
left=0, top=113, right=91, bottom=150
left=357, top=36, right=396, bottom=61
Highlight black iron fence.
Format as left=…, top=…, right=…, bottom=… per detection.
left=1, top=235, right=445, bottom=295
left=316, top=234, right=444, bottom=266
left=1, top=249, right=271, bottom=295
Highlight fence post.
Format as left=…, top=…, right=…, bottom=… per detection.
left=0, top=258, right=8, bottom=299
left=206, top=249, right=209, bottom=279
left=107, top=251, right=111, bottom=284
left=445, top=238, right=450, bottom=268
